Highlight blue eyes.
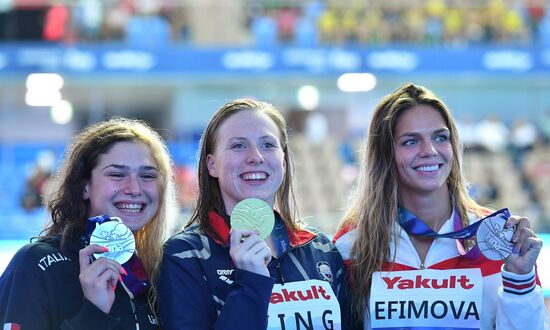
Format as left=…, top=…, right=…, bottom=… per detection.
left=401, top=134, right=449, bottom=146
left=108, top=172, right=157, bottom=180
left=229, top=142, right=278, bottom=150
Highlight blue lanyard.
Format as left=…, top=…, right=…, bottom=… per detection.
left=81, top=214, right=112, bottom=245
left=398, top=207, right=510, bottom=239
left=272, top=214, right=290, bottom=256
left=398, top=207, right=510, bottom=258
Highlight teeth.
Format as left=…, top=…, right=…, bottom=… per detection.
left=417, top=165, right=439, bottom=172
left=242, top=173, right=267, bottom=180
left=117, top=203, right=142, bottom=213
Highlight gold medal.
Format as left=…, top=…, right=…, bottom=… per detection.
left=230, top=198, right=275, bottom=240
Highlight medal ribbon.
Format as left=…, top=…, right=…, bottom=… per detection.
left=82, top=214, right=150, bottom=297
left=82, top=214, right=111, bottom=245
left=272, top=214, right=290, bottom=256
left=398, top=207, right=510, bottom=257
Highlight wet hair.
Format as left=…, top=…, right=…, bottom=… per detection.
left=188, top=98, right=298, bottom=240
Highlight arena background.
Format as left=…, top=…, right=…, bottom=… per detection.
left=0, top=0, right=549, bottom=316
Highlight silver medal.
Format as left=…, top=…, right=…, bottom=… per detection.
left=476, top=212, right=515, bottom=260
left=89, top=217, right=135, bottom=264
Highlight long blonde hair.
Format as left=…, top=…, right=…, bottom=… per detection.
left=339, top=83, right=488, bottom=321
left=42, top=117, right=179, bottom=311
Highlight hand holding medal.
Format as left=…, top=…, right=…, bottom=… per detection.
left=475, top=211, right=515, bottom=261
left=400, top=206, right=542, bottom=273
left=230, top=198, right=275, bottom=240
left=79, top=216, right=134, bottom=313
left=89, top=216, right=136, bottom=264
left=475, top=210, right=543, bottom=275
left=500, top=215, right=544, bottom=275
left=228, top=198, right=274, bottom=277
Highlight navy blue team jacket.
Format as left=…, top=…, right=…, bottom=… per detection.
left=158, top=210, right=356, bottom=329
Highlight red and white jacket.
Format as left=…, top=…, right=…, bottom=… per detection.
left=333, top=213, right=549, bottom=330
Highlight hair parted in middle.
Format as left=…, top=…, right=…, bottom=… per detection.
left=339, top=83, right=489, bottom=321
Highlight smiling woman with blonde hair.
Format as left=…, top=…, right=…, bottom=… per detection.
left=334, top=83, right=547, bottom=329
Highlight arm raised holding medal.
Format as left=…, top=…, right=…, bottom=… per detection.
left=0, top=118, right=179, bottom=329
left=158, top=99, right=356, bottom=329
left=78, top=244, right=126, bottom=314
left=333, top=83, right=548, bottom=329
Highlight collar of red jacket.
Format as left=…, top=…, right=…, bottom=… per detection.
left=207, top=210, right=316, bottom=247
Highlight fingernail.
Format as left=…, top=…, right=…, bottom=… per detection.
left=112, top=285, right=116, bottom=291
left=101, top=246, right=109, bottom=252
left=121, top=268, right=128, bottom=276
left=513, top=246, right=519, bottom=254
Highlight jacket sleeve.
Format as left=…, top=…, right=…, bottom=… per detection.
left=60, top=298, right=120, bottom=330
left=215, top=269, right=274, bottom=329
left=496, top=267, right=549, bottom=329
left=0, top=248, right=51, bottom=329
left=158, top=241, right=275, bottom=330
left=0, top=244, right=123, bottom=330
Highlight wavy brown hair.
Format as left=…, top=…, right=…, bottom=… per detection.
left=41, top=117, right=178, bottom=311
left=339, top=83, right=488, bottom=322
left=187, top=98, right=299, bottom=239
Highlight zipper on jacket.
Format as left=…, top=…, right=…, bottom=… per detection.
left=120, top=280, right=140, bottom=330
left=275, top=263, right=286, bottom=284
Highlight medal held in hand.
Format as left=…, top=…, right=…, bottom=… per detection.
left=399, top=207, right=515, bottom=260
left=231, top=198, right=275, bottom=240
left=475, top=211, right=515, bottom=260
left=89, top=216, right=136, bottom=264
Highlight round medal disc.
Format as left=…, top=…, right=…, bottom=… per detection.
left=89, top=219, right=135, bottom=264
left=476, top=212, right=515, bottom=260
left=230, top=198, right=275, bottom=240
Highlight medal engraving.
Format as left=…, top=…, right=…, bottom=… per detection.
left=90, top=218, right=135, bottom=264
left=476, top=212, right=514, bottom=260
left=231, top=198, right=275, bottom=240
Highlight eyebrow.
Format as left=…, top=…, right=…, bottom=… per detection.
left=226, top=135, right=278, bottom=142
left=396, top=128, right=449, bottom=139
left=102, top=164, right=158, bottom=171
